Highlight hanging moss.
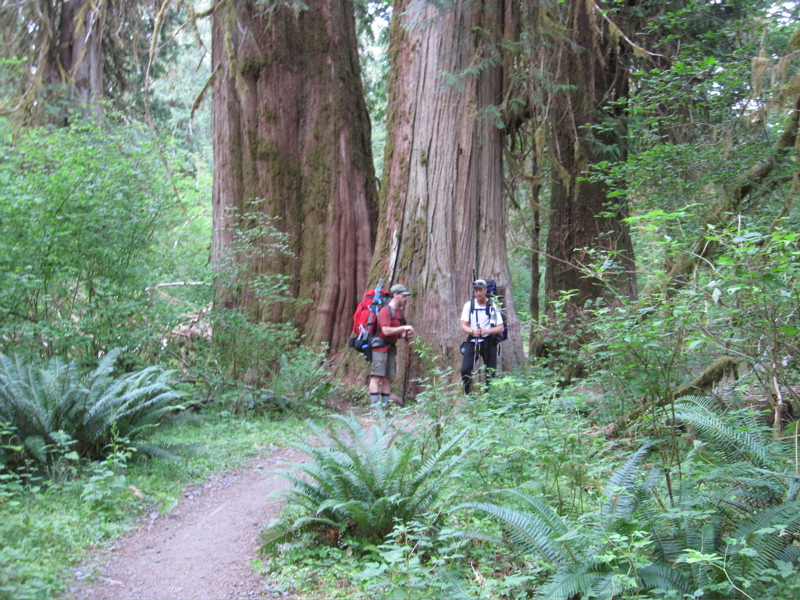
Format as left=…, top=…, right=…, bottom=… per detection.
left=240, top=57, right=264, bottom=76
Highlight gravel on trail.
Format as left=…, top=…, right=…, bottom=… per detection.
left=68, top=446, right=305, bottom=600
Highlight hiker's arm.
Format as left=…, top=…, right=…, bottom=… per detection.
left=381, top=324, right=414, bottom=339
left=483, top=323, right=504, bottom=335
left=462, top=320, right=502, bottom=337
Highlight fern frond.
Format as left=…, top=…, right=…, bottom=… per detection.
left=132, top=442, right=183, bottom=462
left=674, top=397, right=772, bottom=469
left=729, top=500, right=800, bottom=572
left=260, top=516, right=330, bottom=553
left=500, top=489, right=571, bottom=537
left=409, top=426, right=474, bottom=492
left=600, top=442, right=655, bottom=527
left=534, top=565, right=606, bottom=600
left=788, top=478, right=800, bottom=502
left=455, top=501, right=572, bottom=567
left=638, top=561, right=693, bottom=595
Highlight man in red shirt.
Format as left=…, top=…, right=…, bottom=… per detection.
left=369, top=283, right=415, bottom=407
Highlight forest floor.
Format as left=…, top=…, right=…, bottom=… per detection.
left=63, top=406, right=401, bottom=600
left=66, top=444, right=306, bottom=600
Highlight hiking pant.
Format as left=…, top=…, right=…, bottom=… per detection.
left=461, top=338, right=497, bottom=394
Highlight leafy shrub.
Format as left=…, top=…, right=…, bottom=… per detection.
left=0, top=120, right=183, bottom=363
left=261, top=349, right=335, bottom=416
left=356, top=520, right=481, bottom=600
left=210, top=203, right=308, bottom=386
left=0, top=349, right=184, bottom=466
left=220, top=347, right=334, bottom=418
left=454, top=444, right=675, bottom=600
left=456, top=399, right=800, bottom=599
left=262, top=413, right=479, bottom=549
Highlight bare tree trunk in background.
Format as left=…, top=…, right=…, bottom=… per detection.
left=529, top=169, right=543, bottom=357
left=50, top=0, right=105, bottom=121
left=373, top=0, right=524, bottom=382
left=544, top=0, right=637, bottom=324
left=211, top=0, right=378, bottom=351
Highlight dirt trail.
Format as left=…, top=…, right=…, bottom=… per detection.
left=69, top=446, right=304, bottom=600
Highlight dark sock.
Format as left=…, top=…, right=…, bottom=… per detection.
left=381, top=394, right=390, bottom=406
left=370, top=393, right=380, bottom=405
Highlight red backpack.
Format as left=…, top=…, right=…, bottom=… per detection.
left=348, top=280, right=391, bottom=360
left=351, top=288, right=391, bottom=335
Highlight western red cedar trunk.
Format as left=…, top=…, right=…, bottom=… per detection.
left=544, top=0, right=637, bottom=319
left=60, top=1, right=103, bottom=107
left=210, top=0, right=378, bottom=351
left=42, top=0, right=105, bottom=121
left=373, top=0, right=524, bottom=380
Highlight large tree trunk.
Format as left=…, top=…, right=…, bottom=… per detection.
left=50, top=0, right=105, bottom=120
left=211, top=0, right=378, bottom=351
left=371, top=0, right=524, bottom=381
left=544, top=0, right=637, bottom=320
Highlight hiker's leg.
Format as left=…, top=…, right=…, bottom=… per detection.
left=461, top=343, right=475, bottom=394
left=379, top=353, right=397, bottom=403
left=369, top=353, right=390, bottom=405
left=368, top=376, right=382, bottom=405
left=379, top=377, right=391, bottom=404
left=484, top=342, right=498, bottom=386
left=368, top=376, right=382, bottom=393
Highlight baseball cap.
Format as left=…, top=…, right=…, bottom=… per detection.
left=390, top=283, right=411, bottom=296
left=473, top=279, right=487, bottom=289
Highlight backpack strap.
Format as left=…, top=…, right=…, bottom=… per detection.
left=387, top=306, right=407, bottom=325
left=470, top=296, right=476, bottom=329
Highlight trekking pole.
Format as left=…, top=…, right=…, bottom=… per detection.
left=401, top=338, right=410, bottom=407
left=471, top=267, right=479, bottom=390
left=473, top=335, right=482, bottom=392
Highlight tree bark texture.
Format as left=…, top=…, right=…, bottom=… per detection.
left=544, top=0, right=637, bottom=316
left=373, top=0, right=524, bottom=374
left=211, top=0, right=378, bottom=351
left=52, top=0, right=104, bottom=119
left=3, top=0, right=106, bottom=123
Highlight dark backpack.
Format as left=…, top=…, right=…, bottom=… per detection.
left=470, top=278, right=509, bottom=342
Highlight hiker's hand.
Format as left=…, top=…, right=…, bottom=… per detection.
left=404, top=325, right=415, bottom=340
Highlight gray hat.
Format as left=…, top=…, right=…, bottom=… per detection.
left=390, top=283, right=411, bottom=296
left=473, top=279, right=488, bottom=289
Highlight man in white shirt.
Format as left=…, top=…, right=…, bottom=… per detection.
left=460, top=279, right=504, bottom=394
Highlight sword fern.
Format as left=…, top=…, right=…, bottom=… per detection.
left=261, top=413, right=479, bottom=550
left=0, top=349, right=184, bottom=465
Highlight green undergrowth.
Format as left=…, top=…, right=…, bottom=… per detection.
left=257, top=370, right=618, bottom=599
left=1, top=409, right=295, bottom=600
left=256, top=367, right=800, bottom=600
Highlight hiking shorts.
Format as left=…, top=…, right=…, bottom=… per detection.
left=370, top=350, right=397, bottom=379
